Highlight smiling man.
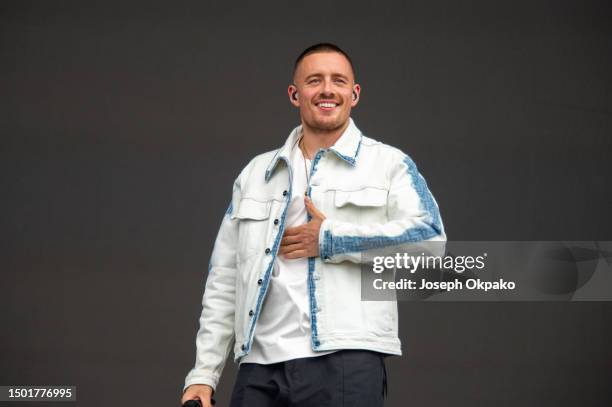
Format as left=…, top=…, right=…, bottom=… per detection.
left=181, top=43, right=446, bottom=407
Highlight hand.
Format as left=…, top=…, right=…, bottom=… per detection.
left=279, top=196, right=326, bottom=259
left=181, top=384, right=214, bottom=407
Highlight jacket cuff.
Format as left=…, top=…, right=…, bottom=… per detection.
left=183, top=370, right=219, bottom=393
left=319, top=218, right=333, bottom=262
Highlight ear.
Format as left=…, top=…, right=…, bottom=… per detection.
left=351, top=84, right=361, bottom=107
left=288, top=84, right=300, bottom=107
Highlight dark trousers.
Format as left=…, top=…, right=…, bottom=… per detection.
left=229, top=350, right=387, bottom=407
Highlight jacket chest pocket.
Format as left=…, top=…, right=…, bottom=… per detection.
left=231, top=198, right=272, bottom=264
left=331, top=187, right=388, bottom=223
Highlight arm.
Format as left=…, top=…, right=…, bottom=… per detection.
left=318, top=154, right=446, bottom=263
left=183, top=178, right=241, bottom=395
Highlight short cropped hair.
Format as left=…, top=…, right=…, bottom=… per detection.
left=293, top=43, right=355, bottom=78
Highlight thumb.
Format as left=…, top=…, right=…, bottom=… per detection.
left=304, top=196, right=326, bottom=220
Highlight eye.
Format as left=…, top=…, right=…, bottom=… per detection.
left=307, top=78, right=320, bottom=85
left=334, top=78, right=347, bottom=84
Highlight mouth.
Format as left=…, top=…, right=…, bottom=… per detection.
left=315, top=101, right=339, bottom=111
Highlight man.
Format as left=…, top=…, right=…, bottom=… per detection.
left=181, top=43, right=446, bottom=407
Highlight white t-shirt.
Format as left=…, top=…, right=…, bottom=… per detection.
left=240, top=140, right=335, bottom=364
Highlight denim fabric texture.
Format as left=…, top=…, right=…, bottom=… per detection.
left=184, top=118, right=446, bottom=391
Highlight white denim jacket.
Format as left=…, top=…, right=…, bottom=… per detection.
left=184, top=119, right=446, bottom=391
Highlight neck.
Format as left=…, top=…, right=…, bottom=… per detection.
left=300, top=119, right=350, bottom=159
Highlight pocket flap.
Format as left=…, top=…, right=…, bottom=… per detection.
left=334, top=187, right=387, bottom=207
left=232, top=198, right=271, bottom=220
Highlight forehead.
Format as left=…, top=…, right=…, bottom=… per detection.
left=295, top=51, right=354, bottom=81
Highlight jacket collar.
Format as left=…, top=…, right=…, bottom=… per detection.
left=265, top=118, right=363, bottom=182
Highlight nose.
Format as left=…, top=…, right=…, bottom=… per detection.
left=320, top=78, right=334, bottom=96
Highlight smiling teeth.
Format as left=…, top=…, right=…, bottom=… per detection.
left=319, top=103, right=336, bottom=108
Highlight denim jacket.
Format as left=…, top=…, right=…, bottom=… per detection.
left=184, top=119, right=446, bottom=391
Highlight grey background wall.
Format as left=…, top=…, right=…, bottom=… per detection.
left=1, top=1, right=611, bottom=406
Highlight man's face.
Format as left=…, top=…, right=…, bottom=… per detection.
left=289, top=51, right=360, bottom=133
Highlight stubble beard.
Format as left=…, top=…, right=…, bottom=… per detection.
left=304, top=109, right=347, bottom=135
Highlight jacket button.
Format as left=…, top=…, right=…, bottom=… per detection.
left=241, top=344, right=246, bottom=351
left=265, top=248, right=271, bottom=254
left=274, top=219, right=279, bottom=225
left=257, top=279, right=263, bottom=285
left=249, top=310, right=254, bottom=316
left=282, top=190, right=288, bottom=196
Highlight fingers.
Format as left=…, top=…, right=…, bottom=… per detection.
left=283, top=225, right=301, bottom=236
left=283, top=249, right=309, bottom=259
left=181, top=395, right=212, bottom=407
left=181, top=385, right=214, bottom=407
left=281, top=234, right=302, bottom=246
left=304, top=196, right=326, bottom=220
left=280, top=228, right=305, bottom=257
left=279, top=242, right=302, bottom=255
left=278, top=198, right=324, bottom=260
left=279, top=232, right=308, bottom=258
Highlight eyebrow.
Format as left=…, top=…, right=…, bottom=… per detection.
left=303, top=73, right=350, bottom=82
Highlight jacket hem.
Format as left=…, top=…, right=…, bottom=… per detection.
left=315, top=335, right=402, bottom=356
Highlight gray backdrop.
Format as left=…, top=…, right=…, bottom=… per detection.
left=1, top=1, right=611, bottom=406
